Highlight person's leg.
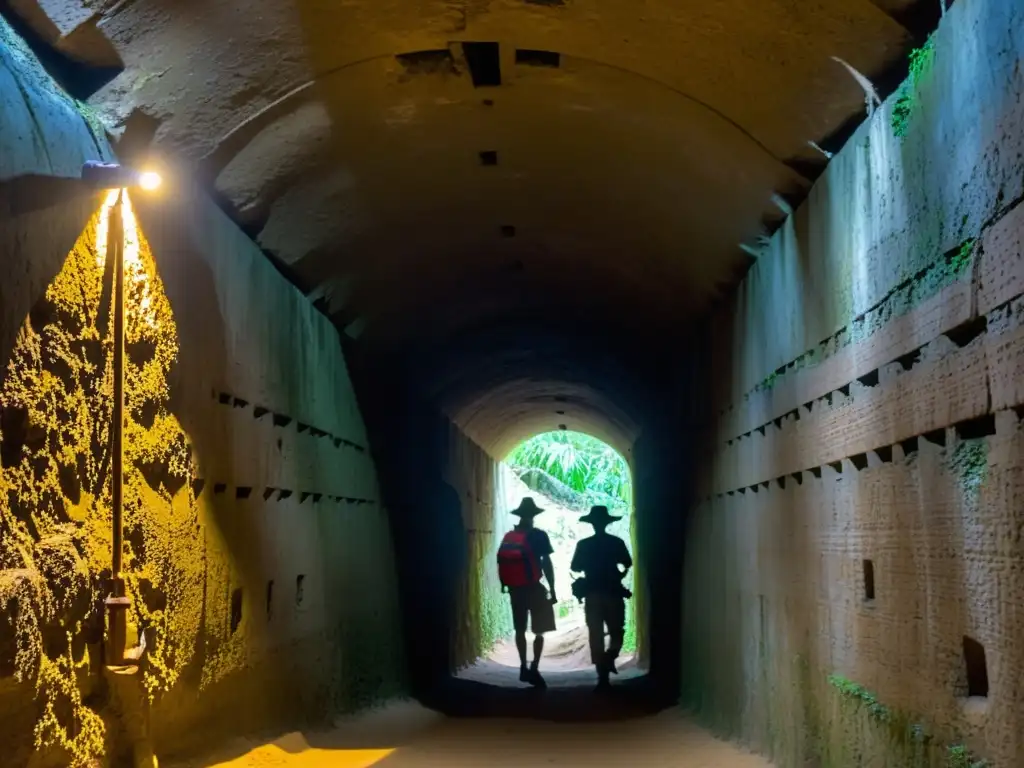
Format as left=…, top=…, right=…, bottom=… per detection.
left=527, top=584, right=555, bottom=687
left=587, top=595, right=612, bottom=689
left=509, top=588, right=529, bottom=679
left=584, top=597, right=605, bottom=669
left=605, top=596, right=626, bottom=675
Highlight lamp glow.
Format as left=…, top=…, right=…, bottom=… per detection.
left=139, top=171, right=162, bottom=191
left=81, top=161, right=163, bottom=192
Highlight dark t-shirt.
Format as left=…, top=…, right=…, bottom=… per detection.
left=517, top=526, right=553, bottom=561
left=571, top=533, right=632, bottom=593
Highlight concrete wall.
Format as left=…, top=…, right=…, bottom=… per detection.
left=682, top=1, right=1024, bottom=765
left=344, top=360, right=514, bottom=694
left=0, top=18, right=404, bottom=767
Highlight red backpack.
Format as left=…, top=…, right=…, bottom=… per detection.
left=497, top=530, right=541, bottom=588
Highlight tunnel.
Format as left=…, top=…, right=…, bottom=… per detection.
left=1, top=0, right=1023, bottom=766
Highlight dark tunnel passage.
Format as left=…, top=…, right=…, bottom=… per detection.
left=2, top=0, right=1024, bottom=766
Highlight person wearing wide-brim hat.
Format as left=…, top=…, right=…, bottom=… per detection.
left=570, top=505, right=632, bottom=691
left=579, top=505, right=622, bottom=525
left=496, top=497, right=557, bottom=688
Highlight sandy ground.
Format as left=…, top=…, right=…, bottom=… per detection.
left=170, top=656, right=773, bottom=768
left=484, top=610, right=636, bottom=673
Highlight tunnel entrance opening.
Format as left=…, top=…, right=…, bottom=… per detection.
left=486, top=430, right=640, bottom=678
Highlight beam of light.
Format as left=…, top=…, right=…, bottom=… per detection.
left=95, top=190, right=159, bottom=329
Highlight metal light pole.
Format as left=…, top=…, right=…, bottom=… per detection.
left=106, top=189, right=131, bottom=666
left=81, top=162, right=162, bottom=666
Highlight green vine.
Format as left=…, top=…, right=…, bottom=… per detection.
left=947, top=744, right=988, bottom=768
left=828, top=674, right=894, bottom=724
left=759, top=371, right=780, bottom=392
left=892, top=34, right=937, bottom=138
left=827, top=675, right=994, bottom=766
left=947, top=238, right=976, bottom=279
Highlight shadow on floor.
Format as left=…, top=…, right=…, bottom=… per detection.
left=166, top=662, right=676, bottom=766
left=421, top=659, right=670, bottom=723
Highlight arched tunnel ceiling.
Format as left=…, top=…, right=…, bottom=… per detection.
left=33, top=0, right=916, bottom=455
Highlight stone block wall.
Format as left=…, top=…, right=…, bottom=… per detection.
left=448, top=428, right=516, bottom=671
left=0, top=19, right=404, bottom=767
left=682, top=1, right=1024, bottom=766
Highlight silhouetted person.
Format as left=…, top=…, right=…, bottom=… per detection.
left=570, top=505, right=632, bottom=691
left=497, top=497, right=557, bottom=688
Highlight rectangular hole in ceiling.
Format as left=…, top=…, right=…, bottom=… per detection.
left=515, top=49, right=560, bottom=68
left=395, top=49, right=458, bottom=76
left=462, top=42, right=502, bottom=87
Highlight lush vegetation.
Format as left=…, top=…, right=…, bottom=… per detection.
left=507, top=430, right=632, bottom=511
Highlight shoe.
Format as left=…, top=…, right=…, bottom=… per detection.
left=528, top=666, right=547, bottom=688
left=520, top=665, right=529, bottom=683
left=605, top=653, right=618, bottom=675
left=595, top=676, right=612, bottom=692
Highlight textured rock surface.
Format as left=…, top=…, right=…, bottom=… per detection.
left=0, top=22, right=406, bottom=767
left=683, top=1, right=1024, bottom=766
left=22, top=0, right=924, bottom=452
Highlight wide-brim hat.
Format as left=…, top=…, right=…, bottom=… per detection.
left=510, top=497, right=545, bottom=517
left=580, top=505, right=621, bottom=524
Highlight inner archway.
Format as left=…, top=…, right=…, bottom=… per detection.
left=486, top=430, right=641, bottom=678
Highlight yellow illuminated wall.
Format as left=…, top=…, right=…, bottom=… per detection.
left=2, top=192, right=211, bottom=766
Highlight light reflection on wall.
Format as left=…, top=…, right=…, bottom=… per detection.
left=95, top=189, right=159, bottom=330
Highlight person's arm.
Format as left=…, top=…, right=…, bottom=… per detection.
left=541, top=555, right=556, bottom=601
left=570, top=540, right=585, bottom=576
left=618, top=538, right=633, bottom=575
left=497, top=551, right=508, bottom=592
left=539, top=533, right=557, bottom=601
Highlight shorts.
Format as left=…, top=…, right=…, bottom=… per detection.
left=509, top=582, right=556, bottom=635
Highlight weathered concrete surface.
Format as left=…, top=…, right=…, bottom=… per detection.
left=0, top=24, right=405, bottom=768
left=708, top=0, right=1024, bottom=401
left=684, top=2, right=1024, bottom=766
left=1, top=0, right=925, bottom=454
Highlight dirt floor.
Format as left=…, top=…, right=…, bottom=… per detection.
left=484, top=610, right=636, bottom=674
left=170, top=654, right=773, bottom=768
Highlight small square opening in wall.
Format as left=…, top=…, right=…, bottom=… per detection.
left=230, top=587, right=243, bottom=634
left=954, top=414, right=996, bottom=440
left=900, top=436, right=919, bottom=458
left=462, top=42, right=502, bottom=87
left=857, top=369, right=879, bottom=388
left=863, top=559, right=875, bottom=601
left=500, top=225, right=516, bottom=238
left=479, top=150, right=498, bottom=166
left=874, top=445, right=894, bottom=464
left=515, top=49, right=560, bottom=68
left=962, top=636, right=989, bottom=697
